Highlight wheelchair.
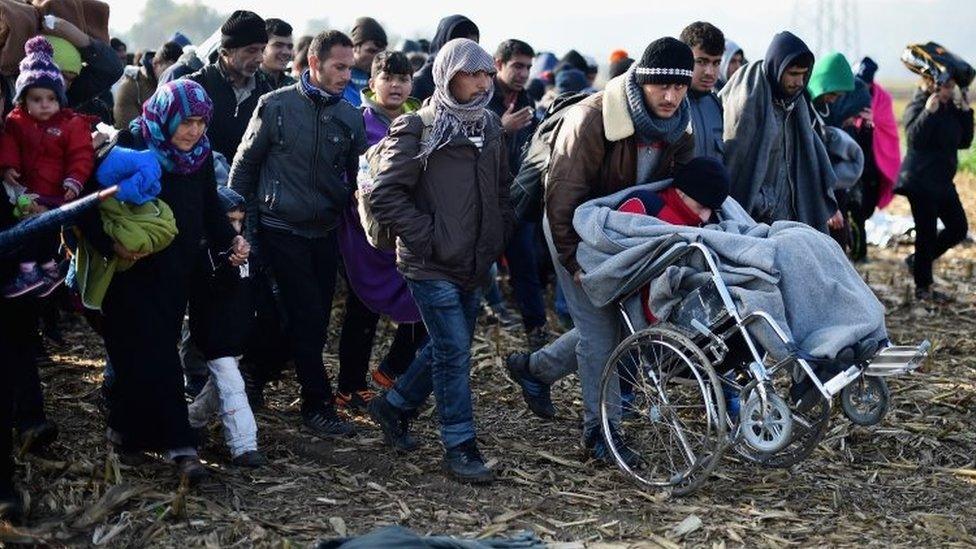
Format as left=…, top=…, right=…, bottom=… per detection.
left=599, top=242, right=929, bottom=495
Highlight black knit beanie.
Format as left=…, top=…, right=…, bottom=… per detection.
left=221, top=10, right=268, bottom=49
left=351, top=17, right=388, bottom=48
left=634, top=37, right=694, bottom=86
left=673, top=157, right=730, bottom=209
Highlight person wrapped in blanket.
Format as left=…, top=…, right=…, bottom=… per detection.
left=611, top=157, right=745, bottom=416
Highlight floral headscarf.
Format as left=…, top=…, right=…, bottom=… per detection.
left=131, top=80, right=213, bottom=174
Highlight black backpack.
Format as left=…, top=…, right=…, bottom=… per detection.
left=510, top=92, right=589, bottom=224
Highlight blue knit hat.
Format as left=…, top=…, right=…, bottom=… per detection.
left=15, top=36, right=67, bottom=105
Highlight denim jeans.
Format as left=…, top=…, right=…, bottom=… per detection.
left=387, top=279, right=482, bottom=449
left=534, top=217, right=621, bottom=431
left=505, top=220, right=547, bottom=330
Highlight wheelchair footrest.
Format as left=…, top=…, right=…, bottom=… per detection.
left=864, top=341, right=931, bottom=377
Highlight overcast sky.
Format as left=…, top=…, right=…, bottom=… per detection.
left=104, top=0, right=975, bottom=82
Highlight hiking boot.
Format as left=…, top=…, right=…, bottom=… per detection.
left=174, top=455, right=209, bottom=486
left=442, top=439, right=494, bottom=484
left=3, top=265, right=45, bottom=298
left=505, top=352, right=555, bottom=419
left=335, top=389, right=377, bottom=413
left=526, top=326, right=552, bottom=352
left=367, top=395, right=419, bottom=452
left=371, top=369, right=396, bottom=390
left=584, top=426, right=641, bottom=470
left=915, top=287, right=952, bottom=304
left=36, top=262, right=65, bottom=298
left=19, top=421, right=59, bottom=454
left=302, top=405, right=357, bottom=439
left=232, top=450, right=268, bottom=468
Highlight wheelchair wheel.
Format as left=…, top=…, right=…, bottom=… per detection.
left=600, top=325, right=728, bottom=496
left=733, top=366, right=831, bottom=468
left=841, top=376, right=890, bottom=426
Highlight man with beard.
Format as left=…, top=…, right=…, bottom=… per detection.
left=260, top=18, right=296, bottom=90
left=719, top=31, right=841, bottom=233
left=187, top=10, right=272, bottom=161
left=230, top=30, right=367, bottom=439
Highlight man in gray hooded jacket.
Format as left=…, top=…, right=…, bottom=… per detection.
left=719, top=31, right=841, bottom=232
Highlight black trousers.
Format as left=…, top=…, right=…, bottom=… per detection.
left=337, top=288, right=427, bottom=393
left=847, top=179, right=881, bottom=262
left=260, top=228, right=340, bottom=413
left=239, top=267, right=292, bottom=382
left=907, top=186, right=969, bottom=289
left=1, top=298, right=46, bottom=432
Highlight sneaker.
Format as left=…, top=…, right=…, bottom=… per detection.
left=915, top=287, right=952, bottom=304
left=367, top=395, right=419, bottom=452
left=231, top=450, right=268, bottom=468
left=336, top=389, right=377, bottom=413
left=3, top=266, right=45, bottom=298
left=526, top=326, right=551, bottom=352
left=371, top=369, right=396, bottom=390
left=18, top=421, right=59, bottom=454
left=36, top=263, right=65, bottom=298
left=442, top=438, right=494, bottom=484
left=302, top=405, right=357, bottom=439
left=505, top=352, right=555, bottom=419
left=174, top=455, right=209, bottom=486
left=584, top=426, right=641, bottom=469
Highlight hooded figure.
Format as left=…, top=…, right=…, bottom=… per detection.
left=717, top=39, right=744, bottom=91
left=411, top=15, right=479, bottom=101
left=719, top=31, right=838, bottom=232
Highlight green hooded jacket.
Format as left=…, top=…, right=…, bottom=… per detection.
left=808, top=52, right=855, bottom=101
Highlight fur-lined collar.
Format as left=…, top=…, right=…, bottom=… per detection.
left=602, top=74, right=693, bottom=142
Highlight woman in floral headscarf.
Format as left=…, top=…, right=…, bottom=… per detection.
left=88, top=80, right=249, bottom=483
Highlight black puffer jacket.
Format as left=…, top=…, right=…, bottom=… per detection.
left=897, top=88, right=974, bottom=196
left=368, top=107, right=515, bottom=290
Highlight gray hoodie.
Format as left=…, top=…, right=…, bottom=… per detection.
left=717, top=40, right=744, bottom=91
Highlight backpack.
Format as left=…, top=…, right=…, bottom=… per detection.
left=358, top=106, right=435, bottom=251
left=510, top=92, right=589, bottom=224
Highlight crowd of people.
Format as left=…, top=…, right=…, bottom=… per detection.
left=0, top=8, right=972, bottom=523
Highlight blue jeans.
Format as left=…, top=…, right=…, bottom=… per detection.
left=484, top=263, right=503, bottom=307
left=505, top=221, right=547, bottom=330
left=387, top=279, right=482, bottom=449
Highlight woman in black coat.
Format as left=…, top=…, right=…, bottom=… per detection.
left=898, top=77, right=974, bottom=301
left=82, top=80, right=249, bottom=483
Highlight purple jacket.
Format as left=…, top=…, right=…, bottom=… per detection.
left=338, top=91, right=422, bottom=323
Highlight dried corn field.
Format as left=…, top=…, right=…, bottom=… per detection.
left=1, top=174, right=975, bottom=548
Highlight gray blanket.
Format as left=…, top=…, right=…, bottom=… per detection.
left=718, top=60, right=838, bottom=233
left=573, top=184, right=887, bottom=363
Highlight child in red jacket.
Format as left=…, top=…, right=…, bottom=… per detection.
left=615, top=156, right=730, bottom=324
left=0, top=36, right=95, bottom=298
